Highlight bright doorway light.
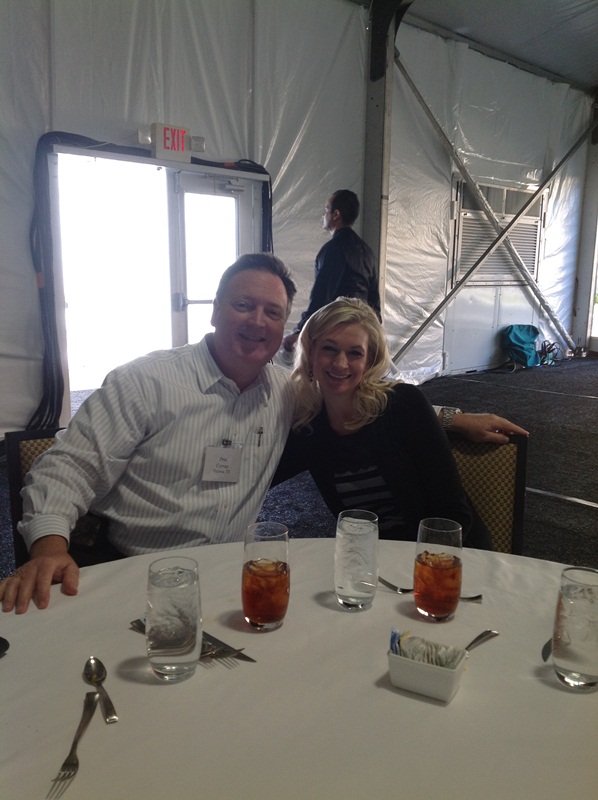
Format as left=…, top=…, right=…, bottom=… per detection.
left=57, top=154, right=171, bottom=390
left=56, top=154, right=240, bottom=393
left=184, top=193, right=236, bottom=343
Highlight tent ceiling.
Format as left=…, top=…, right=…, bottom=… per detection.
left=349, top=0, right=598, bottom=92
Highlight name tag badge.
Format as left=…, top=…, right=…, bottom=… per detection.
left=203, top=444, right=242, bottom=483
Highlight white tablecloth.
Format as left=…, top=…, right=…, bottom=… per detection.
left=1, top=540, right=596, bottom=800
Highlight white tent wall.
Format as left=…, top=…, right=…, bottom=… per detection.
left=253, top=2, right=366, bottom=301
left=0, top=1, right=50, bottom=436
left=0, top=0, right=367, bottom=438
left=1, top=2, right=595, bottom=439
left=386, top=25, right=593, bottom=380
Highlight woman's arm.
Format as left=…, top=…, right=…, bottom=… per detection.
left=270, top=431, right=308, bottom=486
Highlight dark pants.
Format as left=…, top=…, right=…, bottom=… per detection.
left=68, top=514, right=126, bottom=567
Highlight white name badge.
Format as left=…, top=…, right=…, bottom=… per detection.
left=202, top=445, right=243, bottom=483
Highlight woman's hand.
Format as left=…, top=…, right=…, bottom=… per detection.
left=448, top=412, right=529, bottom=444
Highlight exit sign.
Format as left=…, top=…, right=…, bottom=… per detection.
left=151, top=123, right=191, bottom=162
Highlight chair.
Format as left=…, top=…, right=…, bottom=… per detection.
left=448, top=432, right=528, bottom=554
left=5, top=428, right=61, bottom=566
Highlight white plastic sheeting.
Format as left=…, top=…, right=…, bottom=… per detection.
left=49, top=0, right=367, bottom=330
left=385, top=25, right=592, bottom=380
left=0, top=1, right=593, bottom=436
left=0, top=1, right=49, bottom=435
left=0, top=0, right=367, bottom=436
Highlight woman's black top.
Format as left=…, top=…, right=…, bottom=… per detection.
left=274, top=383, right=491, bottom=548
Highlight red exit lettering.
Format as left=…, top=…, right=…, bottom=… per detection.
left=163, top=127, right=186, bottom=153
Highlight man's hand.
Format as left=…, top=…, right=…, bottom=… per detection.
left=449, top=413, right=529, bottom=444
left=282, top=331, right=299, bottom=352
left=0, top=536, right=79, bottom=614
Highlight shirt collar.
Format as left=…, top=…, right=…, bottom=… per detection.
left=195, top=335, right=272, bottom=400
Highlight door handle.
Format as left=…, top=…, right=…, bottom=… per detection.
left=172, top=293, right=213, bottom=312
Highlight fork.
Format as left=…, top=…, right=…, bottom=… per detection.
left=378, top=576, right=483, bottom=602
left=48, top=692, right=99, bottom=794
left=129, top=618, right=245, bottom=662
left=200, top=643, right=245, bottom=668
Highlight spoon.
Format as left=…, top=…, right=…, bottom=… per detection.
left=0, top=637, right=9, bottom=657
left=464, top=629, right=499, bottom=652
left=83, top=656, right=118, bottom=724
left=377, top=576, right=483, bottom=602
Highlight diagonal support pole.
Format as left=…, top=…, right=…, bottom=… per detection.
left=392, top=53, right=597, bottom=363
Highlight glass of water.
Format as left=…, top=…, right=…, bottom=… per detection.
left=552, top=566, right=598, bottom=691
left=146, top=556, right=202, bottom=683
left=334, top=509, right=379, bottom=611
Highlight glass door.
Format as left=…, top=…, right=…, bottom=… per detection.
left=52, top=150, right=267, bottom=393
left=170, top=173, right=238, bottom=347
left=56, top=153, right=172, bottom=391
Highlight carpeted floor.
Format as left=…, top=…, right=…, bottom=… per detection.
left=1, top=357, right=597, bottom=578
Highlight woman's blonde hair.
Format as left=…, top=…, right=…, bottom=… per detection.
left=291, top=297, right=397, bottom=431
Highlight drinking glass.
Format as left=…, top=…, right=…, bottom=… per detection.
left=334, top=509, right=379, bottom=611
left=552, top=566, right=598, bottom=691
left=146, top=556, right=201, bottom=682
left=413, top=518, right=462, bottom=621
left=242, top=522, right=290, bottom=631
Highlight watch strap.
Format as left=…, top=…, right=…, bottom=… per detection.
left=442, top=407, right=462, bottom=430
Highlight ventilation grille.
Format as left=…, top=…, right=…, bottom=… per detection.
left=456, top=213, right=541, bottom=284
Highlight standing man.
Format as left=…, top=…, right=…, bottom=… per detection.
left=0, top=254, right=296, bottom=614
left=282, top=189, right=380, bottom=351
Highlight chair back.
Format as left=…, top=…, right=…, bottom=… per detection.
left=448, top=433, right=527, bottom=554
left=5, top=428, right=60, bottom=566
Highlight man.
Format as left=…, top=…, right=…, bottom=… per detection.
left=1, top=253, right=297, bottom=614
left=282, top=189, right=380, bottom=352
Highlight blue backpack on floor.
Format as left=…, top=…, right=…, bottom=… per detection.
left=501, top=324, right=540, bottom=367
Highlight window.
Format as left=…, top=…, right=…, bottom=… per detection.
left=451, top=181, right=545, bottom=286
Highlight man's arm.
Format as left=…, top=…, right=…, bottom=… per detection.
left=20, top=368, right=148, bottom=551
left=3, top=367, right=149, bottom=614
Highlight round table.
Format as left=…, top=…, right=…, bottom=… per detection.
left=1, top=539, right=596, bottom=799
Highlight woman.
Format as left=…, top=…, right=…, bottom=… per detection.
left=274, top=297, right=492, bottom=548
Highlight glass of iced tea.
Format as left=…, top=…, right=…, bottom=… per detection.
left=413, top=518, right=462, bottom=621
left=242, top=522, right=290, bottom=631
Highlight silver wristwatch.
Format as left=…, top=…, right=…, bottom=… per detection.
left=442, top=407, right=462, bottom=430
